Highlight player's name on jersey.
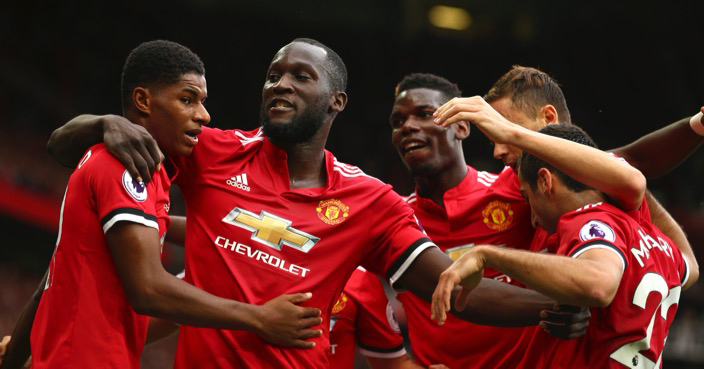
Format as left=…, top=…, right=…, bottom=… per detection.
left=214, top=236, right=310, bottom=277
left=632, top=228, right=675, bottom=268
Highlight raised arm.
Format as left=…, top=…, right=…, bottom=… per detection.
left=434, top=97, right=646, bottom=211
left=611, top=110, right=704, bottom=179
left=0, top=270, right=47, bottom=369
left=107, top=222, right=323, bottom=348
left=48, top=114, right=162, bottom=183
left=645, top=193, right=699, bottom=289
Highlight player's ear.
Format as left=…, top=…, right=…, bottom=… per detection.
left=453, top=120, right=470, bottom=140
left=330, top=91, right=347, bottom=113
left=539, top=104, right=559, bottom=125
left=133, top=87, right=151, bottom=115
left=537, top=167, right=553, bottom=195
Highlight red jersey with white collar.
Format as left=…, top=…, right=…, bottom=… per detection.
left=517, top=202, right=689, bottom=368
left=30, top=144, right=171, bottom=369
left=328, top=267, right=405, bottom=369
left=170, top=127, right=433, bottom=369
left=398, top=166, right=535, bottom=368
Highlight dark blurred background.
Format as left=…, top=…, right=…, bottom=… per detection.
left=2, top=0, right=704, bottom=367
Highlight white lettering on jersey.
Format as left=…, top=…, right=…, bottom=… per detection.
left=631, top=229, right=674, bottom=268
left=214, top=236, right=310, bottom=277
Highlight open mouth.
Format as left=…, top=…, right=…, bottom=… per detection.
left=184, top=129, right=201, bottom=144
left=269, top=98, right=295, bottom=111
left=402, top=140, right=427, bottom=154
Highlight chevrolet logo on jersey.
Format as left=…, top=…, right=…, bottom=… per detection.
left=222, top=208, right=320, bottom=253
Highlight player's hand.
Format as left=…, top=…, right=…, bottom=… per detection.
left=103, top=114, right=163, bottom=184
left=428, top=364, right=450, bottom=369
left=254, top=292, right=323, bottom=349
left=431, top=246, right=487, bottom=326
left=0, top=335, right=10, bottom=364
left=539, top=304, right=591, bottom=339
left=433, top=96, right=518, bottom=144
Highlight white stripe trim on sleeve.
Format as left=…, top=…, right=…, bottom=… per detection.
left=102, top=213, right=159, bottom=233
left=358, top=347, right=407, bottom=359
left=572, top=243, right=626, bottom=271
left=389, top=241, right=437, bottom=288
left=682, top=256, right=691, bottom=286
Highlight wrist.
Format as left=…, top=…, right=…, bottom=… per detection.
left=473, top=245, right=493, bottom=269
left=245, top=304, right=265, bottom=333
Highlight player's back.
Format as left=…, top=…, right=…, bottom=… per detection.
left=534, top=203, right=690, bottom=368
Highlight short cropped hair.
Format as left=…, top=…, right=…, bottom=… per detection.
left=121, top=40, right=204, bottom=112
left=395, top=73, right=462, bottom=103
left=292, top=38, right=347, bottom=92
left=518, top=124, right=596, bottom=193
left=485, top=66, right=571, bottom=124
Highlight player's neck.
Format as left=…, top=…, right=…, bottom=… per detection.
left=559, top=189, right=606, bottom=215
left=272, top=128, right=329, bottom=190
left=414, top=159, right=468, bottom=208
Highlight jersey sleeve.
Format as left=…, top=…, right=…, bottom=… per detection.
left=360, top=187, right=437, bottom=289
left=556, top=210, right=630, bottom=271
left=86, top=150, right=162, bottom=234
left=353, top=271, right=406, bottom=359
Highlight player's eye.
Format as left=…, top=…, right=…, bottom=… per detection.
left=296, top=74, right=311, bottom=81
left=267, top=73, right=281, bottom=82
left=181, top=97, right=192, bottom=104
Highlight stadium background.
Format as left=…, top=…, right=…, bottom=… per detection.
left=2, top=0, right=704, bottom=367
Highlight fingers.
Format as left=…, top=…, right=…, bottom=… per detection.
left=454, top=286, right=471, bottom=312
left=539, top=320, right=589, bottom=340
left=433, top=96, right=483, bottom=125
left=296, top=328, right=323, bottom=340
left=0, top=335, right=9, bottom=358
left=298, top=316, right=324, bottom=329
left=290, top=339, right=316, bottom=349
left=431, top=271, right=458, bottom=326
left=145, top=139, right=164, bottom=172
left=135, top=144, right=157, bottom=182
left=300, top=307, right=322, bottom=318
left=288, top=292, right=313, bottom=304
left=115, top=153, right=143, bottom=184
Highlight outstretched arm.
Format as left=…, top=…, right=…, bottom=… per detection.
left=434, top=96, right=646, bottom=211
left=611, top=110, right=704, bottom=179
left=107, top=222, right=323, bottom=348
left=48, top=114, right=162, bottom=183
left=397, top=247, right=552, bottom=327
left=432, top=245, right=623, bottom=325
left=0, top=269, right=47, bottom=369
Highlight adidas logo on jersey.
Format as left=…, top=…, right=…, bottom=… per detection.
left=226, top=173, right=251, bottom=192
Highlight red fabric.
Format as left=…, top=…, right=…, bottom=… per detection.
left=398, top=166, right=535, bottom=369
left=328, top=268, right=405, bottom=369
left=518, top=202, right=687, bottom=368
left=170, top=127, right=431, bottom=369
left=30, top=144, right=171, bottom=369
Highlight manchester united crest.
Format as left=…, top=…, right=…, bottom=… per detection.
left=482, top=201, right=513, bottom=231
left=332, top=292, right=348, bottom=314
left=316, top=199, right=350, bottom=225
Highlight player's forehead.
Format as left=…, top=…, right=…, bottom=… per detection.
left=393, top=88, right=446, bottom=111
left=269, top=42, right=328, bottom=72
left=159, top=72, right=207, bottom=97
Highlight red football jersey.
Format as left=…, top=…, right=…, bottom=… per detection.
left=397, top=166, right=535, bottom=368
left=30, top=144, right=171, bottom=369
left=517, top=202, right=689, bottom=368
left=328, top=267, right=406, bottom=369
left=169, top=127, right=433, bottom=368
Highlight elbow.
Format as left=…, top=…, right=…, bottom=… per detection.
left=583, top=286, right=616, bottom=308
left=126, top=285, right=162, bottom=316
left=620, top=170, right=647, bottom=211
left=686, top=258, right=699, bottom=288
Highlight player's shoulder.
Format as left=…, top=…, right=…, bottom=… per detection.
left=330, top=156, right=389, bottom=190
left=75, top=143, right=126, bottom=174
left=345, top=267, right=386, bottom=300
left=199, top=126, right=264, bottom=148
left=558, top=202, right=632, bottom=241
